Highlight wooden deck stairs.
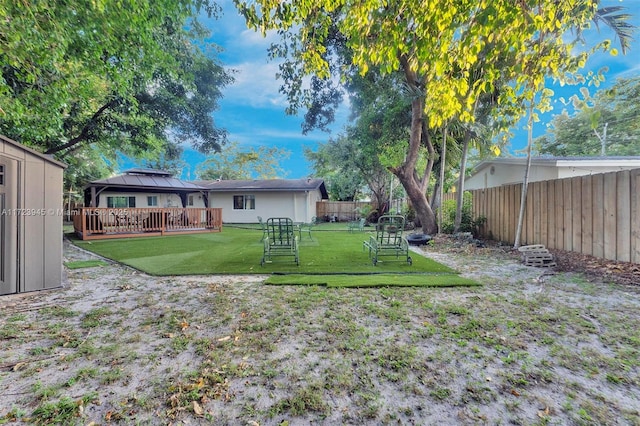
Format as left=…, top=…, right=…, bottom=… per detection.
left=518, top=244, right=557, bottom=268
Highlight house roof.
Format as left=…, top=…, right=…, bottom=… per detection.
left=86, top=170, right=206, bottom=191
left=469, top=156, right=640, bottom=176
left=197, top=178, right=329, bottom=199
left=1, top=134, right=67, bottom=169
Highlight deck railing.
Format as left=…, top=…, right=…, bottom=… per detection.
left=72, top=207, right=223, bottom=240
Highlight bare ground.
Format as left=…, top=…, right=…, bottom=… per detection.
left=1, top=237, right=639, bottom=425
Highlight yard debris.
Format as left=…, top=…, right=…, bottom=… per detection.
left=518, top=245, right=557, bottom=268
left=192, top=401, right=204, bottom=416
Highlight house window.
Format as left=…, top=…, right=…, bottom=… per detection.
left=0, top=164, right=4, bottom=185
left=233, top=195, right=255, bottom=210
left=188, top=195, right=195, bottom=206
left=147, top=196, right=158, bottom=207
left=107, top=196, right=136, bottom=208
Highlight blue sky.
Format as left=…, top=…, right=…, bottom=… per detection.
left=123, top=0, right=640, bottom=179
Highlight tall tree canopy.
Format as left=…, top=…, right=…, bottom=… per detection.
left=196, top=142, right=291, bottom=180
left=1, top=0, right=233, bottom=188
left=534, top=76, right=640, bottom=156
left=235, top=0, right=621, bottom=234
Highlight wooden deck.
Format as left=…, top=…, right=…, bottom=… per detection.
left=72, top=207, right=223, bottom=240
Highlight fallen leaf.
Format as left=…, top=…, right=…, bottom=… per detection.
left=12, top=362, right=26, bottom=371
left=192, top=401, right=204, bottom=416
left=180, top=320, right=189, bottom=331
left=218, top=336, right=231, bottom=342
left=537, top=406, right=550, bottom=418
left=510, top=389, right=520, bottom=396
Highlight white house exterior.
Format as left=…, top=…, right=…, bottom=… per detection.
left=1, top=135, right=66, bottom=296
left=465, top=156, right=640, bottom=190
left=199, top=178, right=329, bottom=224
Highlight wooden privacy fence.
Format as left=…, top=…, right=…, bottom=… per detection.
left=316, top=201, right=378, bottom=221
left=469, top=169, right=640, bottom=264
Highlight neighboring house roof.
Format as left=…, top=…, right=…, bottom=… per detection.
left=470, top=156, right=640, bottom=172
left=465, top=156, right=640, bottom=190
left=1, top=134, right=67, bottom=169
left=197, top=178, right=329, bottom=199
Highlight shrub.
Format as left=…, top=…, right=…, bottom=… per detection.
left=439, top=192, right=485, bottom=236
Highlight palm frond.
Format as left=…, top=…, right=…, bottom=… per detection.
left=593, top=6, right=636, bottom=54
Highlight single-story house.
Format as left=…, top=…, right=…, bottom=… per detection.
left=196, top=178, right=329, bottom=224
left=84, top=168, right=209, bottom=208
left=465, top=156, right=640, bottom=190
left=1, top=135, right=66, bottom=296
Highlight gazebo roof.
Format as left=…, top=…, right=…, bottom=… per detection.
left=86, top=170, right=205, bottom=191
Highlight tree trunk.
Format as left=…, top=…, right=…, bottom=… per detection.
left=392, top=60, right=439, bottom=235
left=514, top=103, right=535, bottom=248
left=391, top=96, right=438, bottom=235
left=395, top=167, right=438, bottom=234
left=438, top=124, right=448, bottom=233
left=454, top=129, right=472, bottom=232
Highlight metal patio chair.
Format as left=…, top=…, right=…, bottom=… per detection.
left=363, top=215, right=412, bottom=266
left=261, top=217, right=299, bottom=266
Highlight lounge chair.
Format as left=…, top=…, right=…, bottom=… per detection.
left=363, top=215, right=412, bottom=266
left=261, top=217, right=299, bottom=266
left=258, top=216, right=268, bottom=241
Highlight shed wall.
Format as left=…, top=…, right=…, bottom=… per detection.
left=0, top=136, right=65, bottom=295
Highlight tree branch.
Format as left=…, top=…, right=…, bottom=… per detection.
left=44, top=99, right=118, bottom=156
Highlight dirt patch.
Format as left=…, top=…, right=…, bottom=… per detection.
left=1, top=237, right=639, bottom=425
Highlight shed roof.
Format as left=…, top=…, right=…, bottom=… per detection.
left=197, top=178, right=329, bottom=199
left=0, top=134, right=67, bottom=169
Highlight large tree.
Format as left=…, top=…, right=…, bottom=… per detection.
left=196, top=141, right=291, bottom=180
left=533, top=76, right=640, bottom=157
left=304, top=138, right=367, bottom=202
left=1, top=0, right=232, bottom=186
left=235, top=0, right=618, bottom=234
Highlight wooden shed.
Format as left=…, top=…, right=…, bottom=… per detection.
left=0, top=135, right=66, bottom=295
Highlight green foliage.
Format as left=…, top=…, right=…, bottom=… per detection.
left=31, top=393, right=98, bottom=425
left=355, top=204, right=376, bottom=220
left=235, top=0, right=631, bottom=236
left=305, top=130, right=389, bottom=203
left=402, top=205, right=416, bottom=224
left=1, top=0, right=232, bottom=184
left=197, top=142, right=291, bottom=180
left=440, top=192, right=485, bottom=236
left=63, top=260, right=109, bottom=270
left=534, top=76, right=640, bottom=156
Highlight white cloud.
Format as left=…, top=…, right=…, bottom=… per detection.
left=223, top=60, right=287, bottom=108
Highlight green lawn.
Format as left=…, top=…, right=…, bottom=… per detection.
left=72, top=226, right=479, bottom=287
